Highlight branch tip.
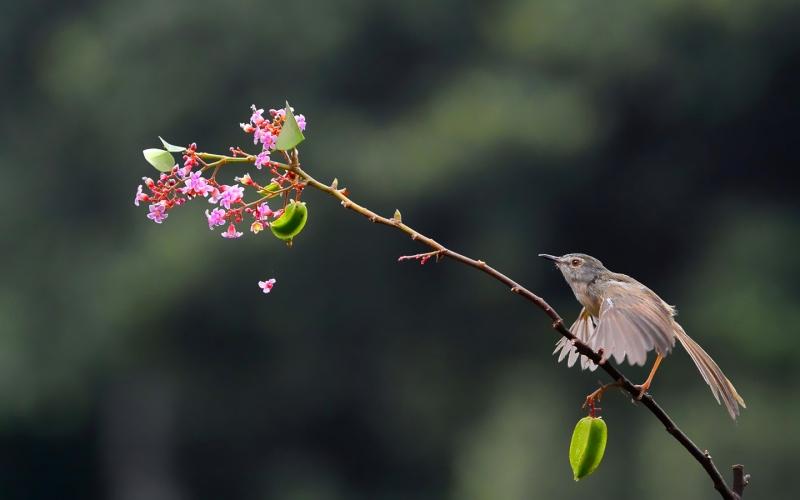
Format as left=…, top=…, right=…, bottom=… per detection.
left=732, top=465, right=748, bottom=499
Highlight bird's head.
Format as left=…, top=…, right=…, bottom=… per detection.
left=538, top=253, right=607, bottom=287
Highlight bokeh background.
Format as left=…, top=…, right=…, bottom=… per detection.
left=1, top=0, right=799, bottom=498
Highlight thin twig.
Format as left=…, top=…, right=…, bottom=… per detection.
left=398, top=250, right=443, bottom=264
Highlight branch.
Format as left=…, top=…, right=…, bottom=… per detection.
left=732, top=465, right=750, bottom=499
left=215, top=154, right=744, bottom=499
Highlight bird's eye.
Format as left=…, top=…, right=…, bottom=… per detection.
left=571, top=259, right=582, bottom=267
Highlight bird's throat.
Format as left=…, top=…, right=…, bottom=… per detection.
left=570, top=281, right=602, bottom=317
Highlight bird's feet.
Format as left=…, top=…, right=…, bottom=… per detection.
left=633, top=382, right=651, bottom=401
left=632, top=354, right=661, bottom=401
left=582, top=381, right=622, bottom=409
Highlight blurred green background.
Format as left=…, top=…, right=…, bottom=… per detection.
left=1, top=0, right=799, bottom=498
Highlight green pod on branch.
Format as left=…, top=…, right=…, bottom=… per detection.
left=271, top=199, right=308, bottom=245
left=569, top=416, right=607, bottom=481
left=258, top=182, right=283, bottom=198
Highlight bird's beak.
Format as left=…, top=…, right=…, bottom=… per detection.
left=538, top=254, right=561, bottom=263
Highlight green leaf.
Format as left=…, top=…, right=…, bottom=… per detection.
left=274, top=101, right=305, bottom=151
left=143, top=149, right=176, bottom=172
left=569, top=416, right=607, bottom=481
left=159, top=136, right=186, bottom=153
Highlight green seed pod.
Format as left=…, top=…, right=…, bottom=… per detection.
left=569, top=416, right=607, bottom=481
left=270, top=200, right=308, bottom=243
left=257, top=182, right=282, bottom=198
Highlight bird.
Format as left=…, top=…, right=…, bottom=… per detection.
left=539, top=253, right=745, bottom=420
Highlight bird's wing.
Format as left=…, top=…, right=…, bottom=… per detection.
left=554, top=307, right=598, bottom=371
left=590, top=282, right=676, bottom=366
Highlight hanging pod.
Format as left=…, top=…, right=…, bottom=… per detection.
left=569, top=416, right=607, bottom=481
left=270, top=199, right=308, bottom=244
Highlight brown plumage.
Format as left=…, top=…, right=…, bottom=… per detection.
left=543, top=253, right=745, bottom=420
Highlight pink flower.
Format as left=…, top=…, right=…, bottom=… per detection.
left=182, top=171, right=214, bottom=198
left=208, top=187, right=222, bottom=204
left=178, top=157, right=197, bottom=178
left=253, top=128, right=265, bottom=145
left=258, top=279, right=276, bottom=293
left=251, top=221, right=264, bottom=233
left=235, top=173, right=256, bottom=186
left=296, top=114, right=306, bottom=131
left=255, top=151, right=270, bottom=169
left=134, top=185, right=150, bottom=206
left=255, top=203, right=273, bottom=220
left=221, top=224, right=243, bottom=239
left=253, top=127, right=278, bottom=148
left=206, top=208, right=227, bottom=229
left=240, top=123, right=255, bottom=133
left=218, top=184, right=244, bottom=209
left=250, top=105, right=265, bottom=126
left=183, top=154, right=199, bottom=169
left=260, top=131, right=279, bottom=150
left=147, top=201, right=168, bottom=223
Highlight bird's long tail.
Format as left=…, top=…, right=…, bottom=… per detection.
left=673, top=325, right=745, bottom=420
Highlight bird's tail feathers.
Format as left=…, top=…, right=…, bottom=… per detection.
left=674, top=326, right=745, bottom=420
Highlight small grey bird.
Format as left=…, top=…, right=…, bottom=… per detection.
left=540, top=253, right=745, bottom=420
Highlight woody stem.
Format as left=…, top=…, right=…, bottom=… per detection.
left=194, top=153, right=745, bottom=500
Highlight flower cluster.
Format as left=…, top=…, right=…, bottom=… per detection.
left=240, top=105, right=306, bottom=170
left=134, top=143, right=203, bottom=218
left=181, top=171, right=214, bottom=198
left=135, top=104, right=310, bottom=294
